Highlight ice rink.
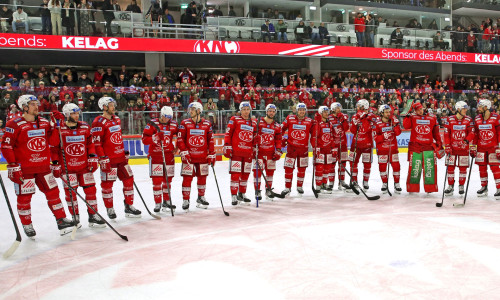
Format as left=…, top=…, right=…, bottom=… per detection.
left=2, top=155, right=500, bottom=299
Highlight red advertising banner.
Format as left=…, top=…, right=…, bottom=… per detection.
left=2, top=33, right=500, bottom=65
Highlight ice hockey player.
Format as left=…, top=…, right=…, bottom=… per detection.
left=442, top=101, right=475, bottom=196
left=374, top=104, right=402, bottom=194
left=1, top=95, right=74, bottom=238
left=177, top=102, right=216, bottom=211
left=329, top=102, right=350, bottom=191
left=224, top=101, right=257, bottom=205
left=311, top=106, right=333, bottom=193
left=403, top=102, right=444, bottom=193
left=473, top=99, right=500, bottom=198
left=253, top=103, right=283, bottom=201
left=142, top=106, right=178, bottom=213
left=280, top=103, right=314, bottom=196
left=349, top=99, right=378, bottom=191
left=91, top=96, right=141, bottom=219
left=51, top=103, right=105, bottom=228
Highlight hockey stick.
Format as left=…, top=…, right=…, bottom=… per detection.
left=342, top=167, right=380, bottom=200
left=55, top=119, right=78, bottom=240
left=349, top=122, right=361, bottom=192
left=436, top=153, right=450, bottom=208
left=62, top=182, right=128, bottom=241
left=453, top=157, right=474, bottom=208
left=147, top=120, right=174, bottom=217
left=133, top=181, right=161, bottom=219
left=259, top=167, right=285, bottom=199
left=312, top=118, right=320, bottom=198
left=334, top=115, right=351, bottom=191
left=254, top=113, right=260, bottom=207
left=385, top=119, right=394, bottom=197
left=211, top=165, right=230, bottom=216
left=1, top=173, right=22, bottom=258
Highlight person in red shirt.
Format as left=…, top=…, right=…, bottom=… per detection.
left=1, top=95, right=74, bottom=239
left=244, top=71, right=256, bottom=88
left=374, top=104, right=402, bottom=194
left=231, top=83, right=244, bottom=108
left=91, top=97, right=142, bottom=219
left=280, top=103, right=314, bottom=196
left=329, top=103, right=350, bottom=190
left=443, top=101, right=475, bottom=196
left=243, top=88, right=260, bottom=109
left=50, top=103, right=105, bottom=228
left=403, top=102, right=444, bottom=193
left=142, top=106, right=178, bottom=212
left=177, top=102, right=216, bottom=210
left=473, top=99, right=500, bottom=198
left=224, top=101, right=257, bottom=205
left=311, top=106, right=333, bottom=193
left=354, top=13, right=366, bottom=47
left=253, top=104, right=283, bottom=201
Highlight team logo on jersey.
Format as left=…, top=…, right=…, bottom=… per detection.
left=479, top=124, right=492, bottom=130
left=291, top=130, right=306, bottom=140
left=5, top=127, right=13, bottom=133
left=416, top=119, right=430, bottom=125
left=189, top=135, right=205, bottom=147
left=109, top=125, right=121, bottom=133
left=110, top=132, right=123, bottom=144
left=261, top=134, right=274, bottom=143
left=27, top=129, right=45, bottom=138
left=91, top=127, right=102, bottom=133
left=415, top=125, right=430, bottom=135
left=27, top=137, right=47, bottom=152
left=66, top=135, right=85, bottom=143
left=322, top=127, right=331, bottom=133
left=453, top=125, right=466, bottom=130
left=321, top=134, right=331, bottom=143
left=65, top=143, right=86, bottom=156
left=452, top=131, right=466, bottom=140
left=480, top=130, right=494, bottom=141
left=238, top=131, right=253, bottom=142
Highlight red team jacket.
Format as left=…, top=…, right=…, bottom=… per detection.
left=329, top=112, right=349, bottom=149
left=374, top=116, right=401, bottom=154
left=224, top=116, right=257, bottom=158
left=443, top=115, right=475, bottom=155
left=91, top=115, right=126, bottom=164
left=350, top=112, right=378, bottom=150
left=1, top=117, right=58, bottom=175
left=474, top=113, right=500, bottom=152
left=281, top=114, right=314, bottom=152
left=142, top=118, right=178, bottom=160
left=51, top=121, right=96, bottom=173
left=256, top=117, right=282, bottom=156
left=177, top=118, right=215, bottom=163
left=403, top=114, right=442, bottom=153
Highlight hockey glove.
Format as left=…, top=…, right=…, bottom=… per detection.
left=470, top=145, right=477, bottom=158
left=99, top=156, right=111, bottom=173
left=52, top=111, right=65, bottom=122
left=208, top=154, right=216, bottom=166
left=445, top=145, right=452, bottom=155
left=50, top=161, right=62, bottom=178
left=223, top=145, right=232, bottom=159
left=180, top=151, right=192, bottom=164
left=7, top=163, right=23, bottom=185
left=272, top=150, right=282, bottom=161
left=87, top=155, right=98, bottom=173
left=152, top=132, right=164, bottom=146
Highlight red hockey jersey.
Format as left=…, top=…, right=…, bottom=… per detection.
left=474, top=112, right=500, bottom=152
left=224, top=116, right=257, bottom=158
left=142, top=118, right=178, bottom=159
left=350, top=112, right=378, bottom=149
left=403, top=114, right=442, bottom=153
left=443, top=115, right=475, bottom=155
left=91, top=115, right=126, bottom=164
left=177, top=118, right=215, bottom=163
left=374, top=116, right=402, bottom=153
left=256, top=117, right=282, bottom=155
left=281, top=114, right=314, bottom=150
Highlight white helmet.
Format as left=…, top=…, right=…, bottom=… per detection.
left=62, top=103, right=81, bottom=118
left=98, top=96, right=116, bottom=110
left=266, top=103, right=277, bottom=112
left=239, top=101, right=251, bottom=110
left=160, top=106, right=173, bottom=118
left=478, top=98, right=491, bottom=109
left=296, top=103, right=307, bottom=111
left=318, top=105, right=329, bottom=114
left=455, top=101, right=469, bottom=110
left=17, top=94, right=39, bottom=109
left=330, top=102, right=342, bottom=111
left=357, top=99, right=369, bottom=110
left=188, top=102, right=203, bottom=113
left=378, top=104, right=391, bottom=114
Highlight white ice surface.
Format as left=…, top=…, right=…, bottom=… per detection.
left=2, top=155, right=500, bottom=299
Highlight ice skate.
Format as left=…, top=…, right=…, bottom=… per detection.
left=444, top=186, right=454, bottom=196
left=231, top=195, right=238, bottom=206
left=237, top=192, right=251, bottom=205
left=196, top=196, right=209, bottom=209
left=182, top=200, right=190, bottom=211
left=297, top=187, right=304, bottom=195
left=280, top=188, right=291, bottom=197
left=154, top=203, right=161, bottom=213
left=495, top=189, right=500, bottom=200
left=162, top=200, right=176, bottom=213
left=477, top=186, right=488, bottom=197
left=255, top=190, right=262, bottom=201
left=88, top=214, right=106, bottom=228
left=339, top=180, right=348, bottom=191
left=23, top=223, right=36, bottom=240
left=265, top=188, right=274, bottom=201
left=57, top=218, right=75, bottom=236
left=458, top=185, right=465, bottom=195
left=394, top=182, right=402, bottom=194
left=124, top=202, right=142, bottom=218
left=362, top=181, right=369, bottom=191
left=107, top=207, right=117, bottom=219
left=321, top=184, right=332, bottom=194
left=381, top=182, right=388, bottom=194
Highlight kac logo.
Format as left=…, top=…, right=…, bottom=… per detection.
left=415, top=125, right=430, bottom=135
left=27, top=137, right=46, bottom=152
left=110, top=132, right=123, bottom=144
left=189, top=135, right=205, bottom=147
left=65, top=143, right=86, bottom=156
left=238, top=131, right=253, bottom=142
left=291, top=130, right=306, bottom=140
left=193, top=40, right=240, bottom=53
